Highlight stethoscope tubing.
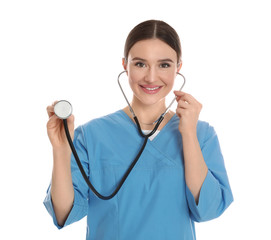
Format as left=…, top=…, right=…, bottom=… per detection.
left=61, top=70, right=185, bottom=200
left=63, top=119, right=149, bottom=200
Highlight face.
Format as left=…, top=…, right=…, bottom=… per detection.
left=123, top=39, right=182, bottom=107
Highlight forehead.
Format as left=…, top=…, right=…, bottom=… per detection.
left=128, top=39, right=177, bottom=61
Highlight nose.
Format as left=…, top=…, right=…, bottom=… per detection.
left=144, top=67, right=158, bottom=83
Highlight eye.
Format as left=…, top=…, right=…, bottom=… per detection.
left=160, top=63, right=171, bottom=68
left=135, top=62, right=146, bottom=68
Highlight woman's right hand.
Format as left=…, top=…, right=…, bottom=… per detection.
left=46, top=101, right=75, bottom=150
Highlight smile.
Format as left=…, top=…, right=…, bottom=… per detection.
left=145, top=87, right=159, bottom=90
left=140, top=85, right=163, bottom=94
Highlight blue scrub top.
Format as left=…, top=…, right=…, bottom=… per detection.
left=44, top=110, right=233, bottom=240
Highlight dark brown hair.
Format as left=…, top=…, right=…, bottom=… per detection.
left=124, top=20, right=182, bottom=65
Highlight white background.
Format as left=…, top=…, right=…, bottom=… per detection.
left=1, top=0, right=270, bottom=239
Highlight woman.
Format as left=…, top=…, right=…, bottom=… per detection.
left=44, top=19, right=233, bottom=240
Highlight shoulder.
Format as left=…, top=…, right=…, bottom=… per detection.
left=171, top=115, right=216, bottom=144
left=197, top=120, right=213, bottom=135
left=74, top=110, right=129, bottom=138
left=170, top=115, right=212, bottom=135
left=73, top=110, right=136, bottom=150
left=197, top=120, right=219, bottom=147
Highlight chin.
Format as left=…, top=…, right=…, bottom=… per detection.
left=135, top=94, right=166, bottom=107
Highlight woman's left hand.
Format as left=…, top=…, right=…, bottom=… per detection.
left=174, top=91, right=202, bottom=136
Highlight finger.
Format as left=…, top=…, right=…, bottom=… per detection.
left=174, top=91, right=197, bottom=105
left=174, top=91, right=185, bottom=102
left=67, top=114, right=75, bottom=125
left=179, top=94, right=195, bottom=104
left=177, top=99, right=190, bottom=109
left=175, top=107, right=186, bottom=118
left=174, top=91, right=191, bottom=103
left=46, top=100, right=59, bottom=118
left=52, top=100, right=59, bottom=106
left=179, top=95, right=202, bottom=111
left=175, top=95, right=181, bottom=102
left=173, top=90, right=186, bottom=97
left=46, top=114, right=62, bottom=131
left=47, top=105, right=55, bottom=118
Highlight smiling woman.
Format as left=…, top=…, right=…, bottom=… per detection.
left=123, top=39, right=181, bottom=118
left=44, top=19, right=233, bottom=240
left=121, top=20, right=182, bottom=128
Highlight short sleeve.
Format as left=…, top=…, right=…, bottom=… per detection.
left=186, top=124, right=233, bottom=222
left=43, top=125, right=90, bottom=228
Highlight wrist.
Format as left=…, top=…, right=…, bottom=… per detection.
left=53, top=146, right=72, bottom=163
left=180, top=129, right=197, bottom=139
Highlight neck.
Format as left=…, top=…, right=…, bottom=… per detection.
left=130, top=97, right=167, bottom=125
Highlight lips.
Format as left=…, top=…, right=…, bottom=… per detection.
left=140, top=85, right=163, bottom=94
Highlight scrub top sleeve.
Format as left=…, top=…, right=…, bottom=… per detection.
left=43, top=184, right=88, bottom=229
left=43, top=125, right=89, bottom=229
left=186, top=124, right=233, bottom=222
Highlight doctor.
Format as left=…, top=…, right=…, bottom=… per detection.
left=44, top=19, right=233, bottom=240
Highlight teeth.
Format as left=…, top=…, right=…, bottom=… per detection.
left=145, top=87, right=159, bottom=90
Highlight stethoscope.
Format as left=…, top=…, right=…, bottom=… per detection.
left=54, top=71, right=185, bottom=200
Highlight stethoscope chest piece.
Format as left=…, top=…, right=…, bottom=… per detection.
left=54, top=100, right=73, bottom=119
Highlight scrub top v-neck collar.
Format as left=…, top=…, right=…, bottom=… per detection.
left=119, top=109, right=178, bottom=142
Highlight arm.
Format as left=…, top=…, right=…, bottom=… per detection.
left=51, top=147, right=74, bottom=226
left=174, top=91, right=207, bottom=202
left=44, top=124, right=89, bottom=229
left=174, top=91, right=233, bottom=221
left=185, top=124, right=233, bottom=222
left=46, top=102, right=75, bottom=226
left=181, top=131, right=208, bottom=204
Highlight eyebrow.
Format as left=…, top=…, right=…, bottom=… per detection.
left=131, top=57, right=174, bottom=63
left=131, top=57, right=146, bottom=62
left=158, top=58, right=174, bottom=63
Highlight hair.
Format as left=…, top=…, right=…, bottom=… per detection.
left=124, top=20, right=182, bottom=65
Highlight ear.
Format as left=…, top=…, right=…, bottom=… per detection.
left=177, top=61, right=182, bottom=73
left=122, top=58, right=127, bottom=70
